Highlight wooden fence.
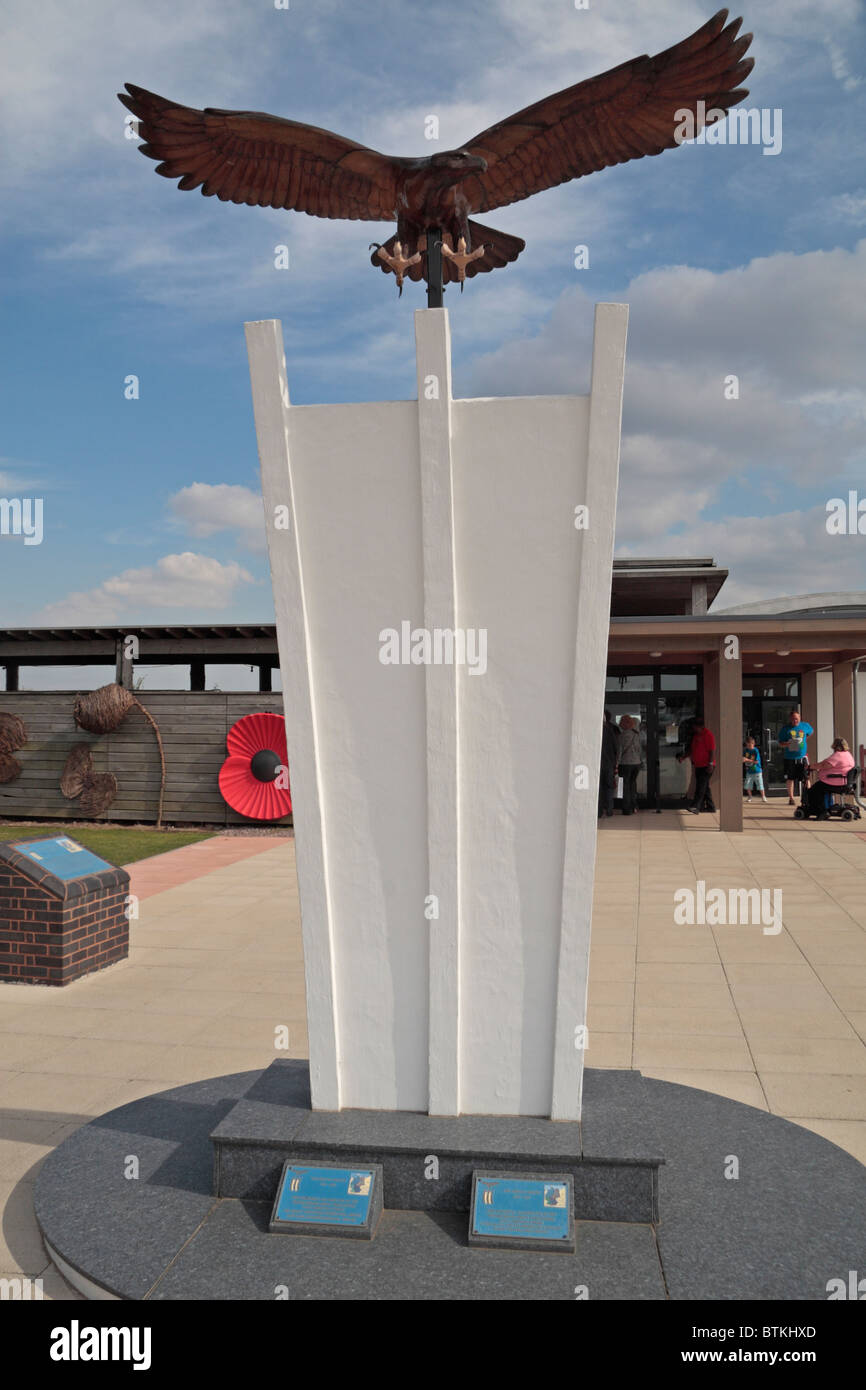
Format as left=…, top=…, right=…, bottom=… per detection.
left=0, top=691, right=289, bottom=826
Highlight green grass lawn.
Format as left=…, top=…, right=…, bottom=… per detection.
left=0, top=823, right=215, bottom=867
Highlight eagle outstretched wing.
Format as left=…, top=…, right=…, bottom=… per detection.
left=118, top=85, right=405, bottom=220
left=462, top=8, right=754, bottom=215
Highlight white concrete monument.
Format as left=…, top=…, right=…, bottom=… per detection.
left=246, top=303, right=627, bottom=1121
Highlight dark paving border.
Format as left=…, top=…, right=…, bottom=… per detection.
left=33, top=1067, right=866, bottom=1300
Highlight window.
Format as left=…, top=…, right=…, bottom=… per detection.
left=660, top=673, right=698, bottom=691
left=605, top=674, right=653, bottom=691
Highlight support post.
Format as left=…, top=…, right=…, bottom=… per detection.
left=115, top=640, right=133, bottom=689
left=718, top=636, right=743, bottom=833
left=258, top=664, right=273, bottom=693
left=190, top=660, right=206, bottom=692
left=426, top=230, right=444, bottom=310
left=4, top=664, right=19, bottom=693
left=690, top=579, right=708, bottom=615
left=832, top=660, right=855, bottom=750
left=703, top=650, right=720, bottom=793
left=801, top=670, right=819, bottom=766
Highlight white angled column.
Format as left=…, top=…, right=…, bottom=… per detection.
left=415, top=310, right=462, bottom=1116
left=550, top=303, right=629, bottom=1119
left=246, top=304, right=627, bottom=1120
left=245, top=319, right=342, bottom=1110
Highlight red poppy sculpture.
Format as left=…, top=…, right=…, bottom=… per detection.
left=219, top=712, right=292, bottom=821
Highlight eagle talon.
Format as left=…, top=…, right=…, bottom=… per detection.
left=373, top=240, right=422, bottom=295
left=441, top=235, right=486, bottom=282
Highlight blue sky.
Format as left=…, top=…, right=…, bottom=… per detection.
left=1, top=0, right=865, bottom=669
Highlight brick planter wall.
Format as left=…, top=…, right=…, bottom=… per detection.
left=0, top=844, right=130, bottom=986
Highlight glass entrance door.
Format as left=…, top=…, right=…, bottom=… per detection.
left=657, top=691, right=699, bottom=803
left=606, top=697, right=651, bottom=806
left=742, top=681, right=801, bottom=792
left=605, top=668, right=704, bottom=807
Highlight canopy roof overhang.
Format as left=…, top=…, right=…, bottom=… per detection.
left=608, top=613, right=866, bottom=674
left=2, top=613, right=865, bottom=676
left=611, top=556, right=727, bottom=616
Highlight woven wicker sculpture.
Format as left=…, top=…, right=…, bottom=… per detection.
left=59, top=743, right=119, bottom=816
left=73, top=684, right=166, bottom=828
left=0, top=753, right=21, bottom=784
left=73, top=684, right=137, bottom=733
left=60, top=743, right=95, bottom=799
left=0, top=712, right=27, bottom=752
left=79, top=774, right=119, bottom=817
left=0, top=711, right=27, bottom=783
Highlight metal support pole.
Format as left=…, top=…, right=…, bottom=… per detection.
left=426, top=230, right=444, bottom=309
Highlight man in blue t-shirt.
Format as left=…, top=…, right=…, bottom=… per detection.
left=778, top=709, right=814, bottom=805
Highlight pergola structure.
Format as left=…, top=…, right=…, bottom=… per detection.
left=0, top=624, right=279, bottom=692
left=3, top=601, right=865, bottom=833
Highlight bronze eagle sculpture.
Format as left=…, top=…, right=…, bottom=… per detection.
left=119, top=8, right=752, bottom=295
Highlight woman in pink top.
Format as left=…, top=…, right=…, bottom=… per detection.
left=806, top=738, right=855, bottom=814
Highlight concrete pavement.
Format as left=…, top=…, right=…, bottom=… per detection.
left=1, top=805, right=864, bottom=1297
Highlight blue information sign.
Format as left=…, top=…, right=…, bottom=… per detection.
left=12, top=837, right=114, bottom=881
left=270, top=1163, right=382, bottom=1238
left=470, top=1172, right=575, bottom=1251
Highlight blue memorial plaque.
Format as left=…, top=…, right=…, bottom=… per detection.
left=269, top=1161, right=383, bottom=1239
left=11, top=837, right=114, bottom=881
left=469, top=1171, right=575, bottom=1252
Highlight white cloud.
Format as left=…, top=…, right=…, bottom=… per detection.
left=168, top=483, right=266, bottom=552
left=465, top=240, right=866, bottom=602
left=32, top=552, right=255, bottom=624
left=616, top=505, right=866, bottom=610
left=683, top=508, right=866, bottom=609
left=0, top=1, right=246, bottom=184
left=825, top=38, right=863, bottom=93
left=825, top=191, right=866, bottom=225
left=469, top=239, right=866, bottom=404
left=488, top=0, right=862, bottom=87
left=0, top=457, right=46, bottom=492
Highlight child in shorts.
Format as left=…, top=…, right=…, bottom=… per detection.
left=743, top=737, right=768, bottom=802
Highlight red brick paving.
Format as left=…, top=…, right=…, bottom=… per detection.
left=125, top=834, right=292, bottom=900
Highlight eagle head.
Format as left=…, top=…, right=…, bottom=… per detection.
left=430, top=150, right=488, bottom=180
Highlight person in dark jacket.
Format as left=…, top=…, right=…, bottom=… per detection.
left=599, top=709, right=620, bottom=818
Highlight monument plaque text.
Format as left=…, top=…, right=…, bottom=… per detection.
left=469, top=1171, right=575, bottom=1253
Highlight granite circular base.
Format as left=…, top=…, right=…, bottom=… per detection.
left=34, top=1068, right=866, bottom=1301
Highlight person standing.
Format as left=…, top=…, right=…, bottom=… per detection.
left=617, top=714, right=642, bottom=815
left=743, top=736, right=768, bottom=804
left=599, top=709, right=620, bottom=819
left=778, top=708, right=814, bottom=806
left=678, top=713, right=716, bottom=814
left=806, top=737, right=855, bottom=815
